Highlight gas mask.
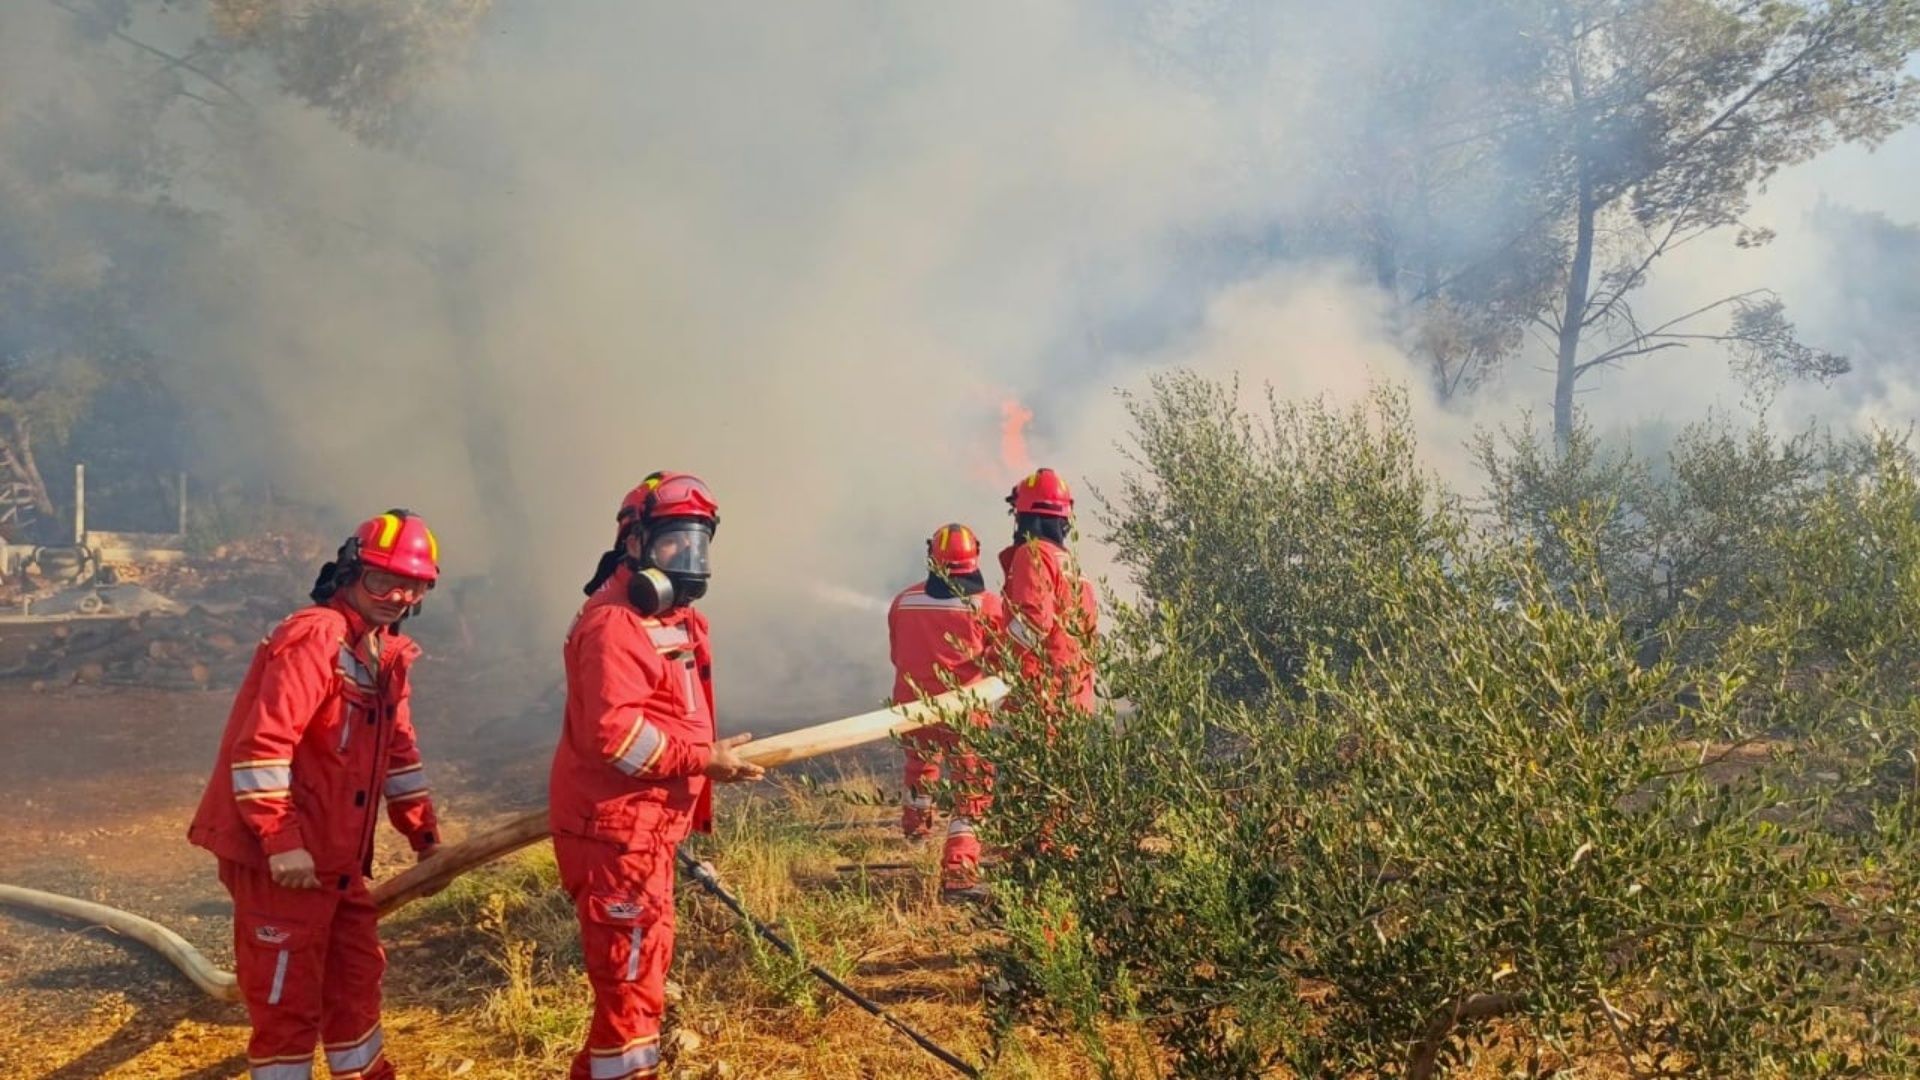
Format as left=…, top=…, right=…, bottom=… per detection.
left=625, top=520, right=714, bottom=615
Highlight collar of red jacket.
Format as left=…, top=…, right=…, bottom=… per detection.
left=998, top=536, right=1065, bottom=573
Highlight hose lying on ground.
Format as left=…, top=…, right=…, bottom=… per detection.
left=677, top=849, right=983, bottom=1079
left=0, top=882, right=240, bottom=1002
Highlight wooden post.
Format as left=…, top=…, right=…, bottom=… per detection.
left=177, top=472, right=188, bottom=537
left=73, top=463, right=85, bottom=545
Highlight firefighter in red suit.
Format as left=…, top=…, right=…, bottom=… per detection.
left=550, top=471, right=765, bottom=1080
left=889, top=522, right=1006, bottom=902
left=999, top=467, right=1099, bottom=717
left=188, top=509, right=447, bottom=1080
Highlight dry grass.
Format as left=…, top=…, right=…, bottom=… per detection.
left=372, top=762, right=1150, bottom=1079
left=365, top=764, right=1649, bottom=1080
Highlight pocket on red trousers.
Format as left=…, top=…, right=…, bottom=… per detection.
left=238, top=911, right=316, bottom=1006
left=585, top=890, right=654, bottom=983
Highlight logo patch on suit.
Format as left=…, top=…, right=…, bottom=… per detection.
left=254, top=925, right=293, bottom=945
left=605, top=901, right=642, bottom=922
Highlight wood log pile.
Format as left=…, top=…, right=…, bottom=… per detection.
left=0, top=600, right=288, bottom=690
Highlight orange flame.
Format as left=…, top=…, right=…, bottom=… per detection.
left=999, top=398, right=1035, bottom=478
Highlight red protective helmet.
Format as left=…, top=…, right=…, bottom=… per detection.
left=616, top=471, right=720, bottom=542
left=350, top=509, right=440, bottom=582
left=1007, top=467, right=1074, bottom=518
left=926, top=522, right=982, bottom=575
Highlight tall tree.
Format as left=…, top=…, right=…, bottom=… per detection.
left=203, top=0, right=490, bottom=145
left=1116, top=0, right=1897, bottom=414
left=2, top=0, right=493, bottom=540
left=1526, top=0, right=1919, bottom=445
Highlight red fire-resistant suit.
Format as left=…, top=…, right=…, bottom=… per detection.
left=549, top=566, right=717, bottom=1080
left=187, top=599, right=440, bottom=1080
left=999, top=538, right=1099, bottom=716
left=888, top=581, right=1005, bottom=887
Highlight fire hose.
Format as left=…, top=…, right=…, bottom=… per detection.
left=0, top=678, right=1006, bottom=1015
left=0, top=882, right=239, bottom=1001
left=677, top=848, right=982, bottom=1078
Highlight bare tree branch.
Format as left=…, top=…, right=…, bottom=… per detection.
left=47, top=0, right=255, bottom=109
left=1574, top=341, right=1683, bottom=376
left=1583, top=212, right=1696, bottom=328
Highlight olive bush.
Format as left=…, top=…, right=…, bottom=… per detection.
left=973, top=375, right=1920, bottom=1079
left=1100, top=371, right=1444, bottom=703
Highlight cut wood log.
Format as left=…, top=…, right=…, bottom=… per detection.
left=368, top=677, right=1006, bottom=918
left=0, top=883, right=240, bottom=1003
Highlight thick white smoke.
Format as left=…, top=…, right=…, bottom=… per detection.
left=5, top=3, right=1915, bottom=724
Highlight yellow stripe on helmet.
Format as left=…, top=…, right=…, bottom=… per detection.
left=376, top=513, right=403, bottom=551
left=424, top=525, right=439, bottom=563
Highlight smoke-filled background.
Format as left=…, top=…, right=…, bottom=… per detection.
left=3, top=0, right=1917, bottom=723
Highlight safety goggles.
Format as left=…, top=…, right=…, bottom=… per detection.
left=360, top=569, right=435, bottom=603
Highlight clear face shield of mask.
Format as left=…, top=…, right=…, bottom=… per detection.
left=645, top=523, right=712, bottom=579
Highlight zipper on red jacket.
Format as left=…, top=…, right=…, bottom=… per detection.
left=354, top=634, right=389, bottom=882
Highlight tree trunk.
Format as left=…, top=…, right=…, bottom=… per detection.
left=1405, top=991, right=1523, bottom=1080
left=1371, top=205, right=1400, bottom=294
left=1, top=418, right=58, bottom=519
left=1554, top=41, right=1595, bottom=453
left=1555, top=185, right=1595, bottom=450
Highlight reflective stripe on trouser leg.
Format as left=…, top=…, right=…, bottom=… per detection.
left=902, top=794, right=934, bottom=839
left=903, top=726, right=954, bottom=838
left=268, top=949, right=290, bottom=1005
left=588, top=1036, right=662, bottom=1079
left=321, top=883, right=393, bottom=1080
left=571, top=913, right=672, bottom=1079
left=323, top=1024, right=385, bottom=1078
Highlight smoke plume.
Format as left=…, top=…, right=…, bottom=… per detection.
left=5, top=2, right=1916, bottom=725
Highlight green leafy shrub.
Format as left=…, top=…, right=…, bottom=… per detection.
left=1101, top=371, right=1444, bottom=703
left=975, top=374, right=1920, bottom=1079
